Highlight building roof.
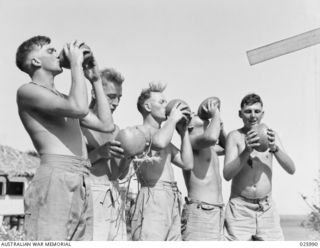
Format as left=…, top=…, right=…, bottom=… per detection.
left=0, top=145, right=39, bottom=177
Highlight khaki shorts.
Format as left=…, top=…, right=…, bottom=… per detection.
left=90, top=179, right=127, bottom=240
left=131, top=181, right=182, bottom=241
left=181, top=197, right=224, bottom=241
left=224, top=195, right=284, bottom=241
left=24, top=154, right=93, bottom=241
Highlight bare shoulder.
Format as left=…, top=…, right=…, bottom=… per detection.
left=136, top=124, right=152, bottom=140
left=227, top=129, right=242, bottom=141
left=135, top=124, right=147, bottom=134
left=17, top=83, right=33, bottom=99
left=17, top=83, right=54, bottom=102
left=17, top=84, right=37, bottom=109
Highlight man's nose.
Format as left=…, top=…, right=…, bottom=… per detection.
left=112, top=98, right=119, bottom=106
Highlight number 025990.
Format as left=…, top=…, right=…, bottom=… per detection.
left=300, top=242, right=318, bottom=246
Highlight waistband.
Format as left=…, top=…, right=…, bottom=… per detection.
left=40, top=153, right=91, bottom=175
left=185, top=197, right=224, bottom=208
left=231, top=194, right=271, bottom=204
left=140, top=180, right=179, bottom=190
left=90, top=180, right=119, bottom=191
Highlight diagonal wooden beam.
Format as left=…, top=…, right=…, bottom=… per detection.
left=247, top=28, right=320, bottom=65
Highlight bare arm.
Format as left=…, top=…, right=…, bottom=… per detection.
left=214, top=124, right=227, bottom=155
left=190, top=110, right=221, bottom=150
left=171, top=122, right=193, bottom=170
left=80, top=55, right=114, bottom=132
left=218, top=121, right=227, bottom=149
left=151, top=118, right=176, bottom=150
left=17, top=42, right=89, bottom=118
left=214, top=145, right=225, bottom=156
left=268, top=129, right=295, bottom=174
left=152, top=102, right=188, bottom=149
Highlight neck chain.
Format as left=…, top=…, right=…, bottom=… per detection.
left=30, top=82, right=62, bottom=97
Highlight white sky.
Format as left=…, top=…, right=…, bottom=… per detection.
left=0, top=0, right=319, bottom=215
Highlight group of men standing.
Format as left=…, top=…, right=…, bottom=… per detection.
left=15, top=36, right=295, bottom=241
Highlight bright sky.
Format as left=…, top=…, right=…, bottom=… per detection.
left=0, top=0, right=319, bottom=215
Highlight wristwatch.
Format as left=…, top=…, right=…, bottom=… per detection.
left=269, top=145, right=279, bottom=154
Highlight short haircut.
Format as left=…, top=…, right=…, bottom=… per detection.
left=240, top=93, right=263, bottom=108
left=89, top=68, right=124, bottom=109
left=100, top=68, right=124, bottom=86
left=16, top=35, right=51, bottom=75
left=137, top=82, right=166, bottom=116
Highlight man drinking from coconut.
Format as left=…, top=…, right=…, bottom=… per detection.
left=181, top=97, right=227, bottom=241
left=131, top=82, right=194, bottom=241
left=223, top=93, right=295, bottom=241
left=15, top=36, right=114, bottom=240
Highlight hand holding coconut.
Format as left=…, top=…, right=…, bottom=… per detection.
left=246, top=123, right=275, bottom=153
left=83, top=54, right=100, bottom=84
left=267, top=128, right=278, bottom=153
left=205, top=97, right=221, bottom=119
left=244, top=129, right=260, bottom=152
left=100, top=140, right=125, bottom=159
left=166, top=99, right=191, bottom=125
left=198, top=96, right=221, bottom=120
left=59, top=41, right=93, bottom=69
left=175, top=115, right=189, bottom=136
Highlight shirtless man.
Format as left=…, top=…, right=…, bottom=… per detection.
left=181, top=98, right=226, bottom=241
left=81, top=68, right=129, bottom=240
left=223, top=93, right=295, bottom=241
left=130, top=83, right=193, bottom=241
left=15, top=36, right=114, bottom=240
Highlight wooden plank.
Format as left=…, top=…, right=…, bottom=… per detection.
left=247, top=28, right=320, bottom=65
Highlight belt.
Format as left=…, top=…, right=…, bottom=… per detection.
left=185, top=197, right=224, bottom=208
left=237, top=194, right=270, bottom=204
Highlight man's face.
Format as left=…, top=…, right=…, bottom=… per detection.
left=102, top=81, right=122, bottom=113
left=239, top=102, right=264, bottom=128
left=29, top=43, right=62, bottom=75
left=146, top=92, right=167, bottom=121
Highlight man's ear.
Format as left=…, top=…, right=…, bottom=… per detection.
left=144, top=102, right=151, bottom=113
left=31, top=58, right=41, bottom=68
left=261, top=110, right=265, bottom=119
left=238, top=110, right=242, bottom=118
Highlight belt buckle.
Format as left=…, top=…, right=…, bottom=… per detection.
left=200, top=203, right=215, bottom=210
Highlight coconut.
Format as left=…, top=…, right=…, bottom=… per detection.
left=197, top=96, right=221, bottom=120
left=115, top=126, right=147, bottom=158
left=165, top=99, right=191, bottom=126
left=252, top=123, right=269, bottom=152
left=59, top=43, right=94, bottom=69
